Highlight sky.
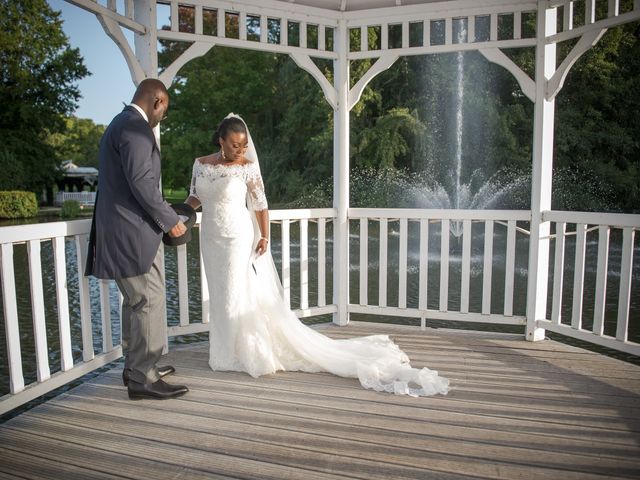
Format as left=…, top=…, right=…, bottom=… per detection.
left=48, top=0, right=141, bottom=126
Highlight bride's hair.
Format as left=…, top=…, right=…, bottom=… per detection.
left=212, top=117, right=247, bottom=147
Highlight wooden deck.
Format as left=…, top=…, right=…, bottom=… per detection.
left=1, top=321, right=639, bottom=480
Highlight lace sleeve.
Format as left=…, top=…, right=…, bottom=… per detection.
left=189, top=159, right=200, bottom=200
left=246, top=162, right=268, bottom=211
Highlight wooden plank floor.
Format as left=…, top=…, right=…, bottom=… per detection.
left=1, top=321, right=639, bottom=480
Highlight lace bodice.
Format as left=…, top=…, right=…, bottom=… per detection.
left=189, top=159, right=268, bottom=211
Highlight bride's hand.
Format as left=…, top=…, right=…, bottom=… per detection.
left=256, top=237, right=268, bottom=256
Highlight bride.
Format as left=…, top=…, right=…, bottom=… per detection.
left=185, top=113, right=449, bottom=397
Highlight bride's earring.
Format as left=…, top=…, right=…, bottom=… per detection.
left=220, top=147, right=226, bottom=160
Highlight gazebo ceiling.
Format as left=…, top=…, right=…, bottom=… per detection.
left=275, top=0, right=532, bottom=13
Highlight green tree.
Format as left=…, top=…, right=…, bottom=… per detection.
left=554, top=20, right=640, bottom=211
left=0, top=0, right=88, bottom=196
left=47, top=116, right=105, bottom=168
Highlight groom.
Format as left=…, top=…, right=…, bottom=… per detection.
left=86, top=78, right=189, bottom=400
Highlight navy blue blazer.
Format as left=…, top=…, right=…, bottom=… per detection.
left=86, top=106, right=179, bottom=280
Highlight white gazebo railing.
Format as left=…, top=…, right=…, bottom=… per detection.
left=54, top=191, right=97, bottom=206
left=2, top=208, right=638, bottom=414
left=538, top=210, right=640, bottom=355
left=0, top=219, right=121, bottom=416
left=348, top=208, right=531, bottom=327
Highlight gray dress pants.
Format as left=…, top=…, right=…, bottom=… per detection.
left=116, top=246, right=166, bottom=384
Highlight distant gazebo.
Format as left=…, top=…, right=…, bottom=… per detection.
left=53, top=160, right=98, bottom=206
left=57, top=160, right=98, bottom=193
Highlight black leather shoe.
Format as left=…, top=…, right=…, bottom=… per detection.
left=122, top=365, right=176, bottom=386
left=127, top=378, right=189, bottom=400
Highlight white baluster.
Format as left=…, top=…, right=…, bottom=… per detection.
left=592, top=226, right=609, bottom=335
left=490, top=13, right=498, bottom=41
left=608, top=0, right=619, bottom=17
left=282, top=219, right=291, bottom=307
left=171, top=1, right=179, bottom=32
left=616, top=228, right=635, bottom=342
left=28, top=240, right=50, bottom=382
left=461, top=220, right=471, bottom=314
left=468, top=15, right=476, bottom=42
left=418, top=219, right=429, bottom=312
left=300, top=22, right=307, bottom=48
left=177, top=243, right=189, bottom=326
left=361, top=25, right=368, bottom=51
left=551, top=222, right=566, bottom=324
left=379, top=218, right=388, bottom=307
left=100, top=279, right=113, bottom=351
left=240, top=11, right=247, bottom=40
left=319, top=24, right=326, bottom=50
left=402, top=21, right=409, bottom=48
left=564, top=1, right=574, bottom=31
left=586, top=0, right=596, bottom=24
left=482, top=220, right=494, bottom=315
left=399, top=218, right=408, bottom=309
left=260, top=15, right=268, bottom=43
left=218, top=9, right=225, bottom=38
left=53, top=237, right=73, bottom=371
left=513, top=11, right=521, bottom=39
left=300, top=218, right=309, bottom=310
left=445, top=17, right=453, bottom=44
left=195, top=5, right=203, bottom=35
left=571, top=223, right=587, bottom=330
left=1, top=243, right=24, bottom=393
left=318, top=218, right=326, bottom=307
left=359, top=218, right=368, bottom=306
left=504, top=220, right=516, bottom=317
left=439, top=219, right=450, bottom=312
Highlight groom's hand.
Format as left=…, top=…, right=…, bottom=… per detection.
left=168, top=221, right=186, bottom=238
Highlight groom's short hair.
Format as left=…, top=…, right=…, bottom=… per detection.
left=132, top=78, right=168, bottom=102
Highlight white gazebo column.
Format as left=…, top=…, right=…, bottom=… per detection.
left=526, top=3, right=557, bottom=342
left=134, top=0, right=171, bottom=347
left=134, top=0, right=157, bottom=79
left=333, top=18, right=350, bottom=326
left=133, top=1, right=160, bottom=146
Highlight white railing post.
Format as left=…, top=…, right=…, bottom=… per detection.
left=333, top=18, right=349, bottom=326
left=526, top=4, right=557, bottom=342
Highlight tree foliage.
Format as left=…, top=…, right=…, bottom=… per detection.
left=0, top=0, right=88, bottom=193
left=47, top=116, right=105, bottom=168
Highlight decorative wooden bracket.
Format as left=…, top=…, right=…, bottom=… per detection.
left=159, top=42, right=214, bottom=88
left=97, top=15, right=146, bottom=85
left=479, top=48, right=535, bottom=102
left=546, top=28, right=607, bottom=101
left=348, top=55, right=399, bottom=111
left=290, top=53, right=337, bottom=110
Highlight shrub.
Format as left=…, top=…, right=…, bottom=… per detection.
left=0, top=191, right=38, bottom=219
left=59, top=200, right=81, bottom=219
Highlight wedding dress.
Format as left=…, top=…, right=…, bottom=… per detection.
left=189, top=115, right=449, bottom=397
